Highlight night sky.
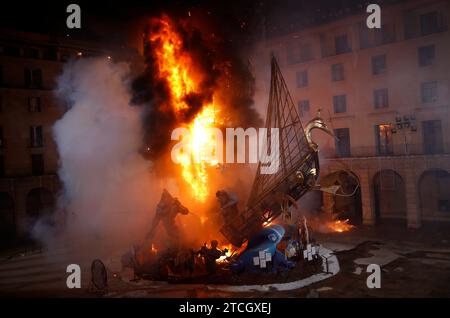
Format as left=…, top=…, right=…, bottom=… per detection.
left=0, top=0, right=399, bottom=45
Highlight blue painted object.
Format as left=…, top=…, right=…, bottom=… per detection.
left=230, top=224, right=295, bottom=273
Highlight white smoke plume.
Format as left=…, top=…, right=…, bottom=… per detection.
left=47, top=58, right=158, bottom=251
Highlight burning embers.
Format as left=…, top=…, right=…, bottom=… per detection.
left=307, top=217, right=356, bottom=234
left=326, top=219, right=355, bottom=233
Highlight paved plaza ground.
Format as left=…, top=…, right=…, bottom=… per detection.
left=1, top=223, right=449, bottom=298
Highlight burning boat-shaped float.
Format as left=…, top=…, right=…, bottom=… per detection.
left=127, top=56, right=334, bottom=284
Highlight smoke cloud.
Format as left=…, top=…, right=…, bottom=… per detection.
left=46, top=58, right=159, bottom=251
left=32, top=13, right=267, bottom=254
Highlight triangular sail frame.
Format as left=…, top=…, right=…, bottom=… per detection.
left=247, top=56, right=310, bottom=208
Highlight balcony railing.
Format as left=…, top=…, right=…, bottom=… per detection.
left=322, top=143, right=450, bottom=159
left=27, top=138, right=44, bottom=149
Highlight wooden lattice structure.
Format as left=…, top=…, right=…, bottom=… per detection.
left=220, top=56, right=332, bottom=246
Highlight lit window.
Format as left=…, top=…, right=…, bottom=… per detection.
left=375, top=124, right=393, bottom=155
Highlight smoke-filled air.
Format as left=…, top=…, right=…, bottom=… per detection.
left=36, top=14, right=262, bottom=256
left=35, top=58, right=159, bottom=253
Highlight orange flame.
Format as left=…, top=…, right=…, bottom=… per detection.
left=327, top=219, right=354, bottom=233
left=199, top=215, right=208, bottom=225
left=149, top=16, right=195, bottom=113
left=216, top=241, right=248, bottom=263
left=149, top=15, right=221, bottom=202
left=217, top=243, right=233, bottom=263
left=176, top=105, right=222, bottom=202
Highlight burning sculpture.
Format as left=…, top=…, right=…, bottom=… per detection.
left=126, top=14, right=336, bottom=282
left=230, top=224, right=294, bottom=273
left=220, top=57, right=333, bottom=246
left=145, top=189, right=189, bottom=247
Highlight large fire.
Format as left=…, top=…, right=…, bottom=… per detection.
left=178, top=105, right=222, bottom=202
left=149, top=15, right=221, bottom=202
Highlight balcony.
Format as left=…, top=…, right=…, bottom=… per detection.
left=404, top=11, right=448, bottom=40
left=27, top=138, right=44, bottom=149
left=322, top=143, right=450, bottom=159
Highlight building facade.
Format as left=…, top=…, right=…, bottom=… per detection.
left=0, top=30, right=113, bottom=240
left=253, top=0, right=450, bottom=227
